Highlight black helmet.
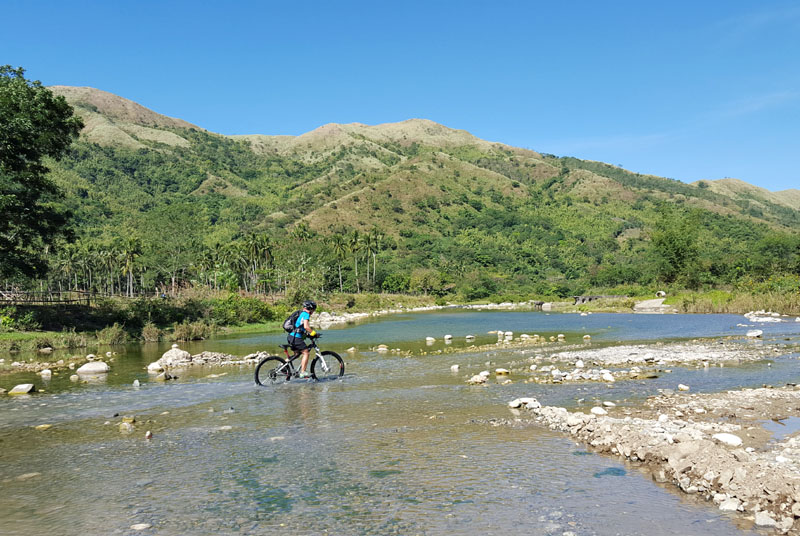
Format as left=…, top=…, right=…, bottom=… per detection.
left=303, top=300, right=317, bottom=311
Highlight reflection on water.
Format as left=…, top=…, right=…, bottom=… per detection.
left=3, top=311, right=797, bottom=535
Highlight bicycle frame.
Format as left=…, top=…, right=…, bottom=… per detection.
left=281, top=337, right=329, bottom=374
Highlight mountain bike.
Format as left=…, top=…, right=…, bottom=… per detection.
left=254, top=334, right=345, bottom=385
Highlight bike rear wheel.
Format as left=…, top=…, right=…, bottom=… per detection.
left=311, top=350, right=344, bottom=381
left=255, top=356, right=291, bottom=385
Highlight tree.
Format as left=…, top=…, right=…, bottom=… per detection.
left=650, top=206, right=700, bottom=286
left=0, top=66, right=83, bottom=279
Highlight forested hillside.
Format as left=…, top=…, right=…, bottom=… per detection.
left=32, top=86, right=800, bottom=301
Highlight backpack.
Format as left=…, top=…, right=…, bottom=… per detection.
left=283, top=310, right=302, bottom=333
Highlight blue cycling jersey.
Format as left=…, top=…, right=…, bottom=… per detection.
left=290, top=310, right=310, bottom=338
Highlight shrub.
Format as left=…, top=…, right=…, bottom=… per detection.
left=171, top=320, right=215, bottom=341
left=141, top=321, right=163, bottom=342
left=96, top=323, right=128, bottom=345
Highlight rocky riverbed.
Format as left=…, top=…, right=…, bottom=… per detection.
left=503, top=386, right=800, bottom=532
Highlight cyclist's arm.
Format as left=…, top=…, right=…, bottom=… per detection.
left=302, top=317, right=312, bottom=333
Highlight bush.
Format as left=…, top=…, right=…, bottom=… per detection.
left=141, top=321, right=162, bottom=342
left=171, top=320, right=215, bottom=341
left=207, top=294, right=275, bottom=325
left=96, top=323, right=128, bottom=345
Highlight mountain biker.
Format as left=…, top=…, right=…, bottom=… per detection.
left=288, top=300, right=318, bottom=378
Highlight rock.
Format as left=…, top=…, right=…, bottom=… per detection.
left=718, top=497, right=741, bottom=511
left=425, top=337, right=435, bottom=342
left=602, top=401, right=616, bottom=408
left=145, top=431, right=153, bottom=440
left=147, top=361, right=164, bottom=373
left=450, top=364, right=460, bottom=372
left=86, top=354, right=97, bottom=361
left=575, top=360, right=585, bottom=368
left=712, top=433, right=743, bottom=447
left=754, top=510, right=777, bottom=527
left=582, top=335, right=591, bottom=341
left=105, top=351, right=113, bottom=357
left=77, top=361, right=110, bottom=374
left=601, top=372, right=615, bottom=382
left=678, top=384, right=690, bottom=391
left=775, top=455, right=790, bottom=463
left=133, top=379, right=140, bottom=387
left=495, top=368, right=510, bottom=375
left=444, top=334, right=453, bottom=340
left=465, top=335, right=475, bottom=341
left=34, top=424, right=52, bottom=431
left=746, top=330, right=763, bottom=338
left=8, top=384, right=35, bottom=395
left=39, top=369, right=52, bottom=378
left=131, top=523, right=152, bottom=530
left=159, top=345, right=191, bottom=367
left=38, top=346, right=53, bottom=354
left=467, top=374, right=487, bottom=385
left=119, top=422, right=134, bottom=434
left=346, top=347, right=356, bottom=353
left=591, top=406, right=607, bottom=416
left=509, top=397, right=539, bottom=409
left=658, top=414, right=669, bottom=423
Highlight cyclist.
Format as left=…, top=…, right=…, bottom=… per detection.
left=288, top=300, right=318, bottom=378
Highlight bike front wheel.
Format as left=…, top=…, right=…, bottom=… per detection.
left=255, top=356, right=291, bottom=385
left=311, top=351, right=345, bottom=381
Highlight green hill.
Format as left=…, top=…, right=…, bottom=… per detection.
left=40, top=86, right=800, bottom=300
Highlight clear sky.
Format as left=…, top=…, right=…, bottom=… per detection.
left=3, top=0, right=799, bottom=191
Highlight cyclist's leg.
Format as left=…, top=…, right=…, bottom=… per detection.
left=300, top=348, right=310, bottom=373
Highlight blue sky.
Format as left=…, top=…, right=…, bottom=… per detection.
left=4, top=1, right=799, bottom=191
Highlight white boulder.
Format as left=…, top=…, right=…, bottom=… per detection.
left=77, top=361, right=110, bottom=374
left=8, top=384, right=36, bottom=395
left=159, top=344, right=191, bottom=367
left=712, top=433, right=743, bottom=447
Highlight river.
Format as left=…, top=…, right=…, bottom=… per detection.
left=2, top=310, right=800, bottom=535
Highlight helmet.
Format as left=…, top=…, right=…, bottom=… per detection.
left=303, top=300, right=317, bottom=311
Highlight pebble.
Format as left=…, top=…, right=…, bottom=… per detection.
left=8, top=384, right=35, bottom=395
left=131, top=523, right=152, bottom=530
left=34, top=424, right=52, bottom=431
left=678, top=384, right=690, bottom=391
left=591, top=406, right=608, bottom=416
left=450, top=364, right=460, bottom=372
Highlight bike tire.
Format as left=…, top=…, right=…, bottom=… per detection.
left=255, top=356, right=291, bottom=386
left=311, top=351, right=345, bottom=381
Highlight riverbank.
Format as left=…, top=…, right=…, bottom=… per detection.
left=509, top=385, right=800, bottom=532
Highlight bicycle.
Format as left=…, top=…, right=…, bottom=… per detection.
left=254, top=334, right=345, bottom=385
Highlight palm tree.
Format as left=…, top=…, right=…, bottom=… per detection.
left=366, top=227, right=384, bottom=285
left=329, top=234, right=347, bottom=292
left=121, top=237, right=142, bottom=298
left=348, top=230, right=362, bottom=293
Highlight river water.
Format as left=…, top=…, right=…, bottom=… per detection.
left=2, top=311, right=800, bottom=535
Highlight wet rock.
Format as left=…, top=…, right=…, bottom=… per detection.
left=8, top=384, right=35, bottom=395
left=159, top=344, right=191, bottom=367
left=754, top=510, right=777, bottom=527
left=591, top=406, right=607, bottom=416
left=719, top=497, right=741, bottom=511
left=39, top=369, right=52, bottom=378
left=508, top=397, right=539, bottom=409
left=34, top=424, right=52, bottom=431
left=69, top=374, right=79, bottom=382
left=678, top=384, right=690, bottom=391
left=601, top=372, right=615, bottom=382
left=131, top=523, right=152, bottom=530
left=450, top=364, right=460, bottom=372
left=119, top=422, right=134, bottom=434
left=147, top=361, right=163, bottom=373
left=495, top=368, right=510, bottom=375
left=77, top=361, right=110, bottom=374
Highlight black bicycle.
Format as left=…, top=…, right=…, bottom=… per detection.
left=254, top=334, right=345, bottom=385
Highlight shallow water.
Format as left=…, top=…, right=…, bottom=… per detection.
left=2, top=311, right=799, bottom=535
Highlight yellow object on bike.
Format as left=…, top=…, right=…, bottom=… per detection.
left=310, top=330, right=317, bottom=336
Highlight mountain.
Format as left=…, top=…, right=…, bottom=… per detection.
left=42, top=86, right=800, bottom=296
left=693, top=178, right=800, bottom=212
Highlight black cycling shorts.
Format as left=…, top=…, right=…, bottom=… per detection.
left=287, top=335, right=308, bottom=351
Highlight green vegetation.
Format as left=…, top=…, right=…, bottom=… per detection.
left=0, top=66, right=82, bottom=279
left=2, top=82, right=799, bottom=338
